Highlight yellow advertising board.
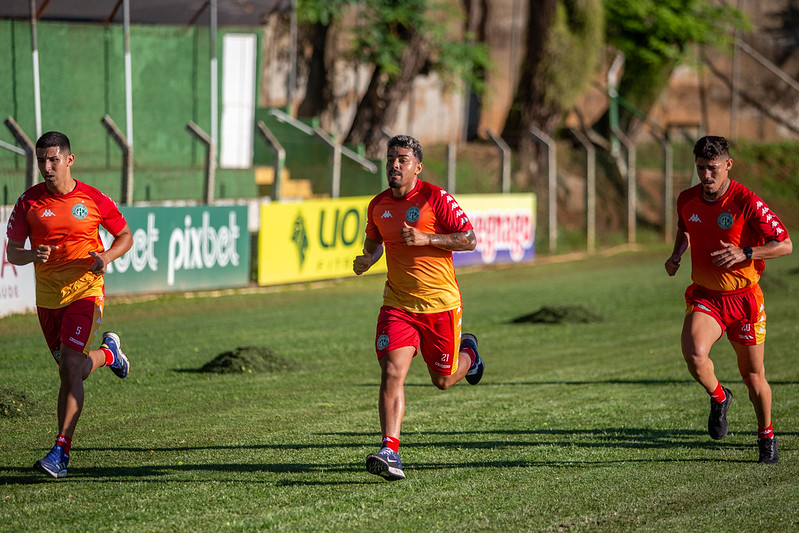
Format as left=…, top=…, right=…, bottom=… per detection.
left=258, top=197, right=386, bottom=286
left=257, top=193, right=536, bottom=286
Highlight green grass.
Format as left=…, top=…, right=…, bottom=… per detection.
left=2, top=245, right=799, bottom=532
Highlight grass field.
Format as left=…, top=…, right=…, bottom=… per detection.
left=1, top=245, right=798, bottom=532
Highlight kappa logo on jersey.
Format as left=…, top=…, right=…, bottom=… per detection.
left=405, top=206, right=420, bottom=223
left=689, top=214, right=701, bottom=223
left=717, top=212, right=734, bottom=229
left=72, top=203, right=88, bottom=220
left=41, top=209, right=56, bottom=218
left=381, top=210, right=392, bottom=219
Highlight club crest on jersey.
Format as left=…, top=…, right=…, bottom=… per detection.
left=72, top=203, right=88, bottom=220
left=377, top=334, right=390, bottom=350
left=717, top=212, right=734, bottom=229
left=405, top=206, right=420, bottom=223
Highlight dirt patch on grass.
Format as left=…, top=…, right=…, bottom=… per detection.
left=0, top=386, right=41, bottom=418
left=512, top=305, right=602, bottom=324
left=198, top=346, right=300, bottom=374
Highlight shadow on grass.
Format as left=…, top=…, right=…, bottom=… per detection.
left=0, top=453, right=757, bottom=486
left=2, top=426, right=788, bottom=484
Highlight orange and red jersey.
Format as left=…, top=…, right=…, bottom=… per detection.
left=6, top=181, right=127, bottom=308
left=365, top=180, right=473, bottom=313
left=677, top=179, right=789, bottom=292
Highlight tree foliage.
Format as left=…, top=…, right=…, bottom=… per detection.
left=602, top=0, right=748, bottom=132
left=295, top=0, right=488, bottom=156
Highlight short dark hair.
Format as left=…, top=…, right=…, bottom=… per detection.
left=36, top=131, right=71, bottom=155
left=387, top=135, right=423, bottom=162
left=693, top=135, right=730, bottom=160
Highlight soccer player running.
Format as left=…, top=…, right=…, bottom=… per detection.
left=353, top=135, right=484, bottom=481
left=665, top=135, right=792, bottom=463
left=6, top=131, right=133, bottom=478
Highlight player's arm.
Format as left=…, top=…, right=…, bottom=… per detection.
left=401, top=222, right=476, bottom=251
left=665, top=230, right=690, bottom=276
left=6, top=239, right=59, bottom=265
left=353, top=237, right=384, bottom=275
left=88, top=223, right=133, bottom=275
left=711, top=237, right=793, bottom=269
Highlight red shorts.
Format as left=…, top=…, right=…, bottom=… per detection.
left=37, top=296, right=105, bottom=361
left=685, top=283, right=766, bottom=346
left=375, top=305, right=464, bottom=375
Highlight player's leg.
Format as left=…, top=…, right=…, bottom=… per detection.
left=681, top=310, right=733, bottom=439
left=367, top=307, right=416, bottom=480
left=378, top=347, right=415, bottom=441
left=732, top=341, right=776, bottom=463
left=420, top=307, right=481, bottom=389
left=732, top=341, right=771, bottom=429
left=367, top=347, right=414, bottom=481
left=681, top=311, right=723, bottom=392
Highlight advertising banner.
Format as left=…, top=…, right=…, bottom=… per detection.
left=102, top=205, right=250, bottom=294
left=1, top=208, right=37, bottom=317
left=257, top=193, right=535, bottom=286
left=455, top=194, right=536, bottom=266
left=258, top=197, right=385, bottom=286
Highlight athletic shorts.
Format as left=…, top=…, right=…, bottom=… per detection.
left=37, top=295, right=104, bottom=361
left=684, top=283, right=766, bottom=346
left=375, top=305, right=463, bottom=376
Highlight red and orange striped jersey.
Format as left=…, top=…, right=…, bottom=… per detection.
left=365, top=180, right=473, bottom=313
left=677, top=180, right=789, bottom=292
left=6, top=181, right=128, bottom=308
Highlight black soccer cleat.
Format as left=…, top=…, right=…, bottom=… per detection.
left=461, top=333, right=483, bottom=385
left=758, top=436, right=778, bottom=464
left=708, top=387, right=732, bottom=440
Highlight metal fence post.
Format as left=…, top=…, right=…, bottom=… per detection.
left=4, top=117, right=37, bottom=189
left=256, top=121, right=285, bottom=201
left=101, top=114, right=134, bottom=205
left=186, top=121, right=216, bottom=204
left=529, top=127, right=557, bottom=253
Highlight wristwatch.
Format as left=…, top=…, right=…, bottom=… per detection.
left=743, top=246, right=753, bottom=260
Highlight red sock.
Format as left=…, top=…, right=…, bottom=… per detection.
left=461, top=347, right=476, bottom=368
left=709, top=382, right=726, bottom=403
left=55, top=434, right=72, bottom=456
left=758, top=423, right=774, bottom=439
left=102, top=347, right=114, bottom=366
left=382, top=435, right=400, bottom=452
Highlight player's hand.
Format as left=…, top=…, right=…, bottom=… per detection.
left=401, top=222, right=430, bottom=247
left=88, top=251, right=108, bottom=275
left=353, top=253, right=373, bottom=275
left=711, top=241, right=744, bottom=269
left=664, top=255, right=681, bottom=276
left=33, top=244, right=58, bottom=263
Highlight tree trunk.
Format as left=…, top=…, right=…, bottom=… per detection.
left=345, top=31, right=431, bottom=158
left=296, top=22, right=330, bottom=118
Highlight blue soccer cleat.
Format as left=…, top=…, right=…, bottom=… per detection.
left=461, top=333, right=483, bottom=385
left=34, top=445, right=69, bottom=478
left=366, top=446, right=406, bottom=481
left=102, top=331, right=129, bottom=379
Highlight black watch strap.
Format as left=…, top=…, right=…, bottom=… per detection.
left=744, top=246, right=753, bottom=260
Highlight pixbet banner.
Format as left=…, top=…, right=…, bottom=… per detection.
left=101, top=205, right=250, bottom=294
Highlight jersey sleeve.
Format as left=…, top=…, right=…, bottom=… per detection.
left=84, top=185, right=128, bottom=236
left=364, top=194, right=384, bottom=243
left=6, top=194, right=32, bottom=242
left=428, top=188, right=473, bottom=233
left=742, top=190, right=790, bottom=243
